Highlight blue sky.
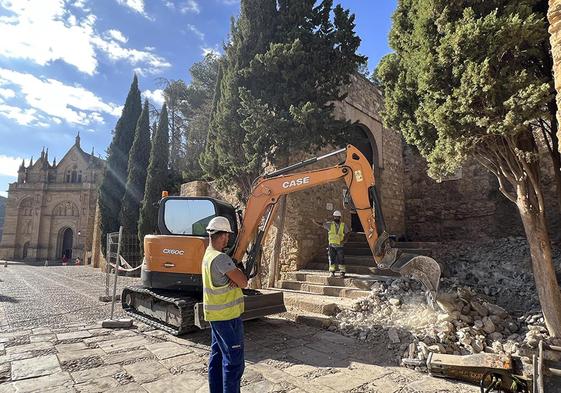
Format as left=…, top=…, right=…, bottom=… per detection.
left=0, top=0, right=397, bottom=197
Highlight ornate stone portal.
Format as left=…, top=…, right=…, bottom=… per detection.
left=0, top=134, right=104, bottom=262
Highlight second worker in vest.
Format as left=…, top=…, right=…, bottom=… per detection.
left=313, top=210, right=350, bottom=277
left=203, top=216, right=248, bottom=393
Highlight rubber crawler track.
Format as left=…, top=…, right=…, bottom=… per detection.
left=121, top=286, right=200, bottom=336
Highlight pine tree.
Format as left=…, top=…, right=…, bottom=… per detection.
left=138, top=104, right=170, bottom=247
left=120, top=100, right=151, bottom=234
left=201, top=0, right=365, bottom=200
left=98, top=75, right=142, bottom=254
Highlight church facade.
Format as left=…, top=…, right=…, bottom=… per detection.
left=0, top=135, right=104, bottom=261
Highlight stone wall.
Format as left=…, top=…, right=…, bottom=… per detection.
left=403, top=140, right=561, bottom=242
left=403, top=145, right=523, bottom=241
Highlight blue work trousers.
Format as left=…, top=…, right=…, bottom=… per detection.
left=208, top=317, right=245, bottom=393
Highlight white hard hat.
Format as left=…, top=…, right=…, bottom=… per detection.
left=206, top=216, right=233, bottom=234
left=333, top=210, right=342, bottom=217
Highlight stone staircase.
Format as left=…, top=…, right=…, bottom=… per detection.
left=276, top=232, right=437, bottom=328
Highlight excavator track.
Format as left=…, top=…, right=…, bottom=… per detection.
left=121, top=286, right=199, bottom=336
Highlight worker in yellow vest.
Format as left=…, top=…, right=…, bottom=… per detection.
left=313, top=210, right=350, bottom=277
left=203, top=216, right=248, bottom=393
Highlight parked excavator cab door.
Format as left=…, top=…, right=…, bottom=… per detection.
left=157, top=197, right=239, bottom=255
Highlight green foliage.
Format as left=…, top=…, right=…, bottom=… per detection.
left=98, top=75, right=142, bottom=253
left=120, top=100, right=151, bottom=234
left=201, top=0, right=366, bottom=200
left=138, top=104, right=170, bottom=246
left=182, top=54, right=220, bottom=181
left=376, top=0, right=553, bottom=179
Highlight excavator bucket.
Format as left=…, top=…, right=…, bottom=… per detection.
left=375, top=252, right=442, bottom=308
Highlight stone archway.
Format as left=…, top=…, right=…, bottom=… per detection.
left=348, top=124, right=380, bottom=232
left=57, top=227, right=73, bottom=260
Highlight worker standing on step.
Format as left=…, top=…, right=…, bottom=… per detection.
left=313, top=210, right=350, bottom=278
left=204, top=216, right=248, bottom=393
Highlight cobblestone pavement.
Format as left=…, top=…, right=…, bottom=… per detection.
left=0, top=263, right=480, bottom=392
left=0, top=262, right=140, bottom=331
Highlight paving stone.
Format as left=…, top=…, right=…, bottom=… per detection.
left=242, top=379, right=283, bottom=392
left=102, top=348, right=154, bottom=365
left=0, top=351, right=35, bottom=363
left=124, top=360, right=171, bottom=384
left=11, top=354, right=61, bottom=380
left=6, top=341, right=53, bottom=355
left=57, top=349, right=105, bottom=363
left=32, top=327, right=53, bottom=335
left=83, top=335, right=116, bottom=345
left=11, top=371, right=73, bottom=393
left=86, top=328, right=112, bottom=337
left=249, top=363, right=336, bottom=393
left=97, top=336, right=150, bottom=353
left=56, top=342, right=88, bottom=352
left=0, top=362, right=10, bottom=382
left=71, top=364, right=123, bottom=384
left=111, top=329, right=138, bottom=337
left=283, top=364, right=319, bottom=377
left=75, top=376, right=119, bottom=393
left=56, top=331, right=92, bottom=341
left=313, top=369, right=372, bottom=392
left=145, top=342, right=192, bottom=360
left=29, top=334, right=57, bottom=343
left=159, top=353, right=205, bottom=371
left=104, top=383, right=147, bottom=392
left=142, top=372, right=206, bottom=393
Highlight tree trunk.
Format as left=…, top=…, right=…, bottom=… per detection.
left=517, top=197, right=561, bottom=337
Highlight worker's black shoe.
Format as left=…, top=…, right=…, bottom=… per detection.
left=340, top=272, right=346, bottom=278
left=330, top=272, right=335, bottom=277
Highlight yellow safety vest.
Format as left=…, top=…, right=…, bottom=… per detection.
left=328, top=222, right=345, bottom=246
left=202, top=247, right=244, bottom=322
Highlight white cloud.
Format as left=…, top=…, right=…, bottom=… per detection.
left=93, top=37, right=171, bottom=74
left=0, top=103, right=37, bottom=126
left=222, top=0, right=238, bottom=5
left=0, top=154, right=23, bottom=177
left=202, top=46, right=221, bottom=57
left=143, top=89, right=165, bottom=107
left=0, top=88, right=15, bottom=99
left=105, top=29, right=128, bottom=44
left=187, top=24, right=204, bottom=41
left=0, top=68, right=121, bottom=126
left=116, top=0, right=151, bottom=19
left=0, top=0, right=169, bottom=75
left=181, top=0, right=200, bottom=14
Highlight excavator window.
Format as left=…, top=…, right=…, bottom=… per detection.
left=157, top=196, right=239, bottom=253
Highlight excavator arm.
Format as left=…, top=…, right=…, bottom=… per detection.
left=233, top=145, right=441, bottom=304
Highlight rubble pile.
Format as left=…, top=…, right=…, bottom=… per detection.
left=433, top=237, right=561, bottom=312
left=333, top=279, right=561, bottom=364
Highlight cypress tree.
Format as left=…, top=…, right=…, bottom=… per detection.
left=99, top=75, right=142, bottom=254
left=138, top=104, right=170, bottom=247
left=120, top=99, right=151, bottom=235
left=201, top=0, right=365, bottom=200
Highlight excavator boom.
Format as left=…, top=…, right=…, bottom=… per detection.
left=234, top=145, right=441, bottom=302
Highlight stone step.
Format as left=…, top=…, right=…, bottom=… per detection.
left=278, top=280, right=371, bottom=299
left=281, top=290, right=355, bottom=316
left=344, top=247, right=432, bottom=257
left=284, top=271, right=393, bottom=290
left=304, top=262, right=399, bottom=276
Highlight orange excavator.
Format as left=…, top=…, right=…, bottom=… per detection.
left=122, top=145, right=441, bottom=335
